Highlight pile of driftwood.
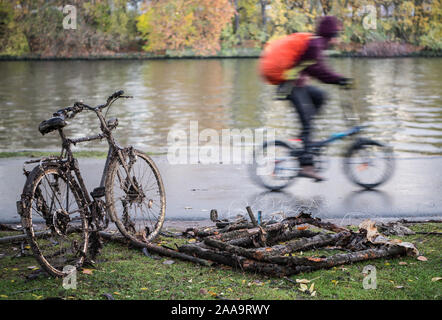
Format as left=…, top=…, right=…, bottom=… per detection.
left=0, top=209, right=422, bottom=277
left=174, top=208, right=419, bottom=277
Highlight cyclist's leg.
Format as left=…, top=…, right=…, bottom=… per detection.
left=288, top=86, right=315, bottom=165
left=288, top=86, right=324, bottom=181
left=306, top=85, right=327, bottom=113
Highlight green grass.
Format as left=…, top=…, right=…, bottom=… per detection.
left=0, top=223, right=440, bottom=300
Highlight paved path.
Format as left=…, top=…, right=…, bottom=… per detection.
left=1, top=156, right=441, bottom=224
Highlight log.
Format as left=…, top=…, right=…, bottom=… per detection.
left=246, top=206, right=258, bottom=226
left=251, top=231, right=352, bottom=257
left=179, top=243, right=310, bottom=276
left=209, top=227, right=262, bottom=242
left=98, top=232, right=211, bottom=266
left=0, top=230, right=48, bottom=244
left=226, top=229, right=320, bottom=248
left=266, top=229, right=319, bottom=246
left=204, top=236, right=343, bottom=265
left=398, top=219, right=442, bottom=224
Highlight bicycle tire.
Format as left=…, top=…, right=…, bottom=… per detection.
left=20, top=163, right=89, bottom=277
left=343, top=138, right=395, bottom=189
left=249, top=140, right=301, bottom=191
left=105, top=149, right=166, bottom=246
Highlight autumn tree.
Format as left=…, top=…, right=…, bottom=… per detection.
left=137, top=0, right=235, bottom=54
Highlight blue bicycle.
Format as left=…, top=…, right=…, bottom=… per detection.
left=250, top=87, right=395, bottom=191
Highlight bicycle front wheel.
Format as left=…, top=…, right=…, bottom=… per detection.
left=105, top=149, right=166, bottom=245
left=20, top=164, right=89, bottom=277
left=343, top=139, right=395, bottom=189
left=249, top=140, right=301, bottom=191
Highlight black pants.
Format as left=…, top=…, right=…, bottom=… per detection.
left=288, top=85, right=326, bottom=166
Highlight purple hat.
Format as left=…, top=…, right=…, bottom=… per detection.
left=316, top=16, right=341, bottom=39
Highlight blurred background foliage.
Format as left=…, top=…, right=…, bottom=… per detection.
left=0, top=0, right=441, bottom=57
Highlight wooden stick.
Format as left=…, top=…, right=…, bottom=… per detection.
left=246, top=206, right=258, bottom=227
left=98, top=232, right=211, bottom=266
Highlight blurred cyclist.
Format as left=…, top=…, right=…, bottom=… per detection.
left=259, top=16, right=352, bottom=181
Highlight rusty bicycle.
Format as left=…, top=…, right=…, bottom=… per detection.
left=17, top=90, right=166, bottom=277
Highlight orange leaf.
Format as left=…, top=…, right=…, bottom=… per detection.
left=307, top=257, right=323, bottom=262
left=82, top=269, right=94, bottom=275
left=297, top=226, right=308, bottom=230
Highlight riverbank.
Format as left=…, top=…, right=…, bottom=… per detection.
left=1, top=48, right=441, bottom=61
left=0, top=222, right=440, bottom=300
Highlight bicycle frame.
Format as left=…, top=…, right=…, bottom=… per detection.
left=287, top=87, right=366, bottom=160
left=310, top=87, right=365, bottom=149
left=311, top=125, right=365, bottom=149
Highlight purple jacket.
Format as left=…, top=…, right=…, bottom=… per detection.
left=295, top=36, right=344, bottom=86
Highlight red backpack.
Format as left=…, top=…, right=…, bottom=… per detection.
left=259, top=33, right=312, bottom=85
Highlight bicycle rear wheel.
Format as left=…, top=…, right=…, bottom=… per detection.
left=19, top=164, right=88, bottom=277
left=343, top=139, right=394, bottom=189
left=105, top=149, right=166, bottom=246
left=249, top=140, right=301, bottom=191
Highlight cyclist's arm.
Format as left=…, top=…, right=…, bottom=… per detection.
left=299, top=38, right=344, bottom=85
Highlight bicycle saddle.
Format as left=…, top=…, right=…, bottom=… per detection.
left=38, top=116, right=67, bottom=135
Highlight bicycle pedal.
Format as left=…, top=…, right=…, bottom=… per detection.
left=91, top=187, right=105, bottom=198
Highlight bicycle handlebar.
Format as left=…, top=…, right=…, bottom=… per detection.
left=39, top=90, right=131, bottom=135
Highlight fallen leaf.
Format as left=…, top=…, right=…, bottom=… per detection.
left=113, top=291, right=120, bottom=295
left=140, top=288, right=148, bottom=291
left=297, top=226, right=308, bottom=230
left=309, top=283, right=315, bottom=293
left=163, top=260, right=175, bottom=265
left=0, top=295, right=8, bottom=298
left=431, top=277, right=442, bottom=282
left=299, top=283, right=308, bottom=292
left=417, top=256, right=428, bottom=261
left=395, top=286, right=404, bottom=289
left=307, top=257, right=323, bottom=262
left=399, top=261, right=407, bottom=265
left=311, top=291, right=317, bottom=297
left=296, top=279, right=310, bottom=284
left=188, top=239, right=196, bottom=243
left=27, top=266, right=39, bottom=270
left=82, top=269, right=94, bottom=275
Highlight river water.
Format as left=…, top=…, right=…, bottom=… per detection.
left=0, top=58, right=441, bottom=157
